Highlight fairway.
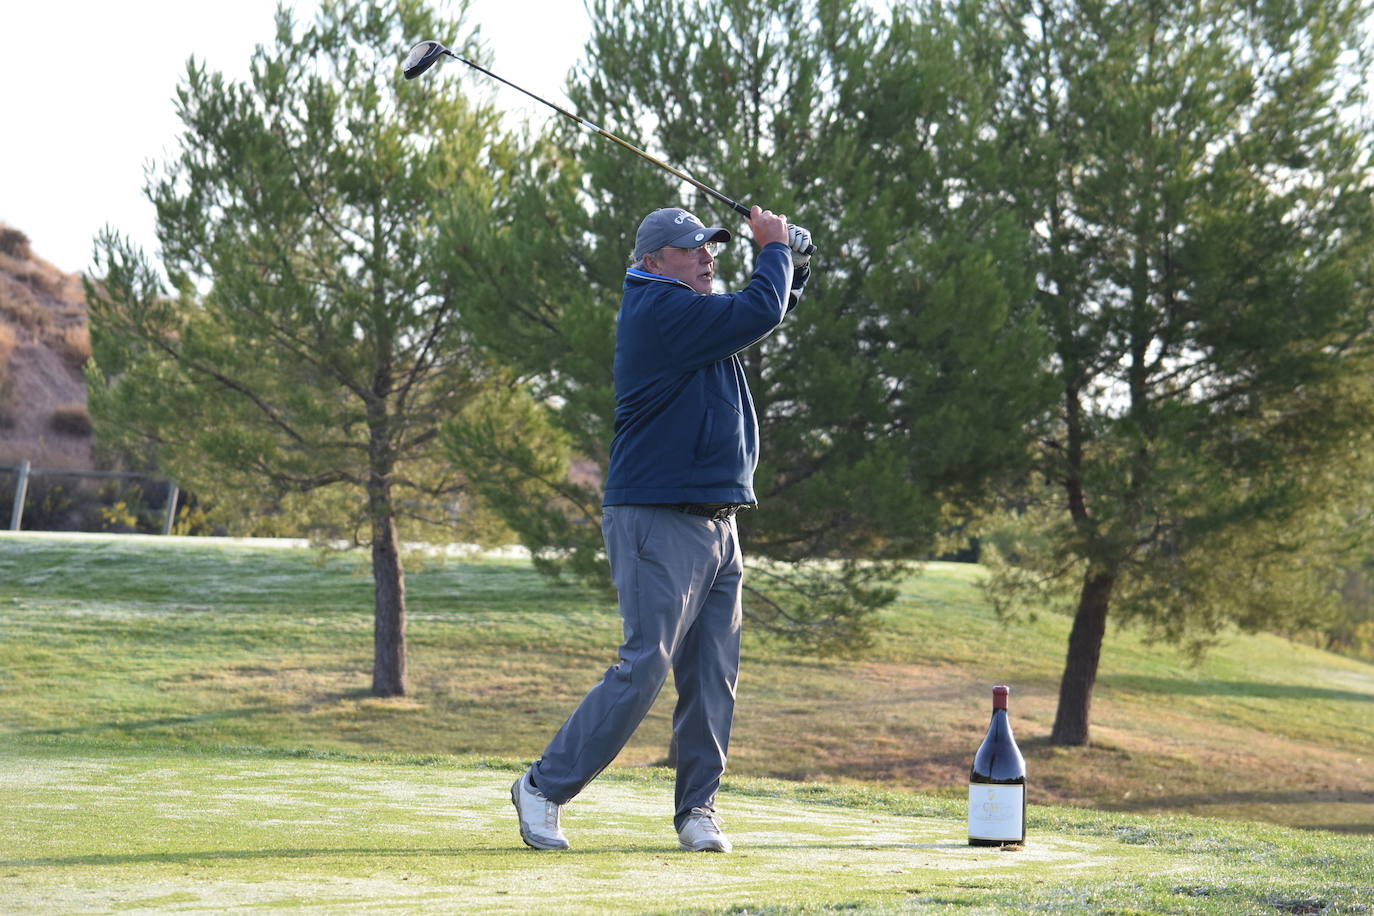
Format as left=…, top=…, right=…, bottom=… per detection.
left=2, top=532, right=1372, bottom=913
left=5, top=742, right=1363, bottom=915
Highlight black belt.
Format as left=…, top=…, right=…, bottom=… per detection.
left=657, top=503, right=749, bottom=521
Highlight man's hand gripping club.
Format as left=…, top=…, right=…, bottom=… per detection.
left=746, top=207, right=814, bottom=267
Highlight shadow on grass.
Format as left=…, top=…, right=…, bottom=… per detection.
left=0, top=841, right=969, bottom=869
left=0, top=848, right=534, bottom=868
left=17, top=707, right=279, bottom=737
left=1105, top=676, right=1372, bottom=704
left=13, top=685, right=403, bottom=739
left=1114, top=790, right=1374, bottom=834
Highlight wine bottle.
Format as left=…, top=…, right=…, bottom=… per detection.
left=967, top=684, right=1026, bottom=846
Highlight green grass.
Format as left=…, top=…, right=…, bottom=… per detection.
left=3, top=741, right=1370, bottom=915
left=2, top=531, right=1373, bottom=913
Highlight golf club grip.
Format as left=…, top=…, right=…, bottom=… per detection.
left=726, top=199, right=817, bottom=257
left=728, top=201, right=817, bottom=257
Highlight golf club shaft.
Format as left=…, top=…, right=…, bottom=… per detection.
left=441, top=49, right=753, bottom=219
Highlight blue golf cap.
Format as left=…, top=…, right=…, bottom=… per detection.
left=633, top=208, right=731, bottom=259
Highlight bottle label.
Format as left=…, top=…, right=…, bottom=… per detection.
left=967, top=784, right=1024, bottom=840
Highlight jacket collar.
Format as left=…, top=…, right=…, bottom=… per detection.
left=625, top=267, right=695, bottom=290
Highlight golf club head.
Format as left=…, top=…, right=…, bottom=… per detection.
left=403, top=40, right=450, bottom=80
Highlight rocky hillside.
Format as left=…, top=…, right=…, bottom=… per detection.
left=0, top=224, right=94, bottom=471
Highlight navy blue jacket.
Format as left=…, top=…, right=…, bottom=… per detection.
left=602, top=241, right=798, bottom=507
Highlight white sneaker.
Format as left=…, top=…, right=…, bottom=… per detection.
left=678, top=807, right=732, bottom=852
left=510, top=769, right=569, bottom=850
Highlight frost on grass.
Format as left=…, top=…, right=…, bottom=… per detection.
left=3, top=749, right=1349, bottom=916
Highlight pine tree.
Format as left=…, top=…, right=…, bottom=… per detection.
left=958, top=0, right=1374, bottom=743
left=85, top=0, right=528, bottom=696
left=444, top=0, right=1056, bottom=650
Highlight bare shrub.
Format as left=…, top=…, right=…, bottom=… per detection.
left=50, top=404, right=93, bottom=437
left=0, top=322, right=15, bottom=365
left=0, top=251, right=39, bottom=282
left=46, top=324, right=91, bottom=368
left=0, top=323, right=14, bottom=417
left=0, top=249, right=72, bottom=301
left=0, top=226, right=32, bottom=260
left=0, top=270, right=53, bottom=335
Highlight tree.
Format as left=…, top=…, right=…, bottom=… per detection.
left=85, top=0, right=526, bottom=696
left=962, top=0, right=1374, bottom=743
left=443, top=0, right=1056, bottom=651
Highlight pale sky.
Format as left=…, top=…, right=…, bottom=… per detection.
left=0, top=1, right=591, bottom=275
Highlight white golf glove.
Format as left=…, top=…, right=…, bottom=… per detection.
left=788, top=224, right=813, bottom=268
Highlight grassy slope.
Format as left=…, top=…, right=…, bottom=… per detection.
left=2, top=532, right=1369, bottom=835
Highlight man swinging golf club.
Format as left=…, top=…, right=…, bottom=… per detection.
left=511, top=204, right=813, bottom=852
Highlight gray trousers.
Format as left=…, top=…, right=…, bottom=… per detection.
left=532, top=504, right=743, bottom=829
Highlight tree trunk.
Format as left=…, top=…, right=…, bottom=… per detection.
left=369, top=479, right=408, bottom=697
left=1049, top=568, right=1115, bottom=745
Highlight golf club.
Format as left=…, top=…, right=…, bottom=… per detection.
left=403, top=40, right=815, bottom=256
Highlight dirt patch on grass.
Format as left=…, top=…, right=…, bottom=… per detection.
left=723, top=660, right=1374, bottom=834
left=1079, top=711, right=1374, bottom=832
left=136, top=650, right=1372, bottom=834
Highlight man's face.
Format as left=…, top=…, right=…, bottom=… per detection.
left=647, top=244, right=718, bottom=294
